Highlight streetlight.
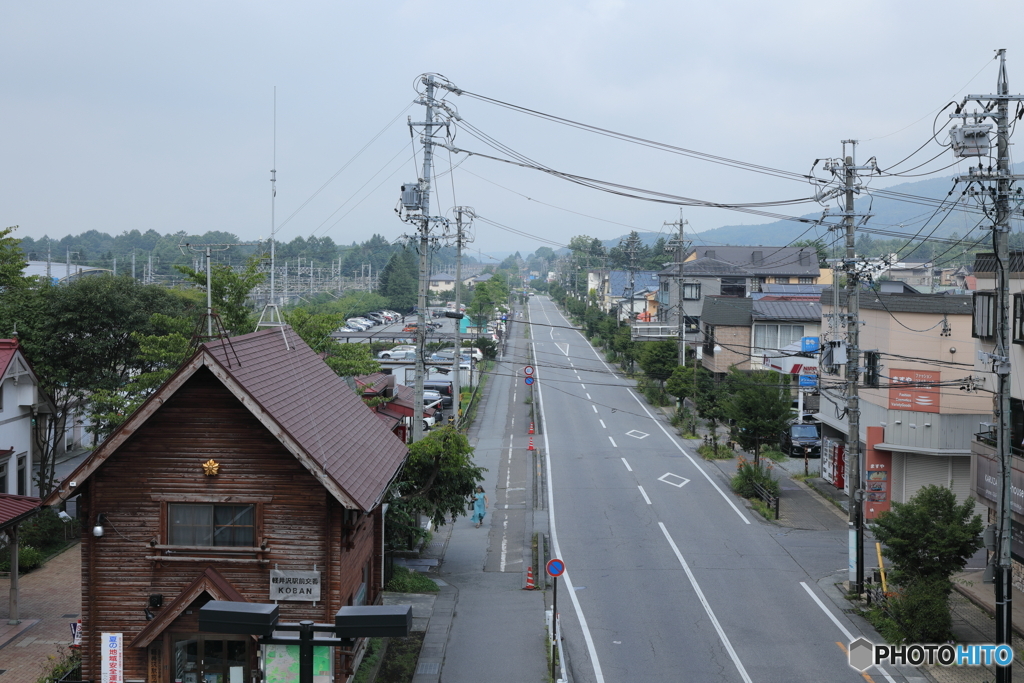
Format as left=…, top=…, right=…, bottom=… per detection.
left=199, top=601, right=412, bottom=683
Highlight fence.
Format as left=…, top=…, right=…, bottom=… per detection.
left=751, top=482, right=780, bottom=519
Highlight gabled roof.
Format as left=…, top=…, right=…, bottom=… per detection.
left=822, top=288, right=973, bottom=315
left=608, top=270, right=659, bottom=297
left=130, top=567, right=246, bottom=648
left=659, top=257, right=753, bottom=278
left=430, top=273, right=456, bottom=281
left=44, top=327, right=407, bottom=512
left=687, top=246, right=819, bottom=276
left=0, top=493, right=41, bottom=532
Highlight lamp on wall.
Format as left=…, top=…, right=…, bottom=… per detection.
left=92, top=513, right=106, bottom=538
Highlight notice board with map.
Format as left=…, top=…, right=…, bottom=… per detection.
left=264, top=644, right=332, bottom=683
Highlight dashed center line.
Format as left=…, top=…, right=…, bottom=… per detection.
left=638, top=486, right=652, bottom=505
left=586, top=393, right=591, bottom=400
left=599, top=420, right=606, bottom=428
left=621, top=457, right=632, bottom=471
left=608, top=436, right=617, bottom=447
left=581, top=383, right=586, bottom=389
left=592, top=405, right=598, bottom=413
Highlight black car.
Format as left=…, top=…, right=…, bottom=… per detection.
left=780, top=422, right=821, bottom=458
left=423, top=380, right=454, bottom=408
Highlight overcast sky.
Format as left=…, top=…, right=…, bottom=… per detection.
left=3, top=2, right=1021, bottom=260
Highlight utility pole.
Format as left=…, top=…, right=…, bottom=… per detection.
left=618, top=232, right=642, bottom=324
left=401, top=74, right=449, bottom=442
left=270, top=85, right=277, bottom=305
left=665, top=211, right=690, bottom=366
left=950, top=50, right=1022, bottom=682
left=451, top=208, right=474, bottom=425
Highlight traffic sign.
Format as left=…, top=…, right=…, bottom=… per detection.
left=546, top=558, right=565, bottom=577
left=524, top=376, right=535, bottom=385
left=524, top=365, right=535, bottom=376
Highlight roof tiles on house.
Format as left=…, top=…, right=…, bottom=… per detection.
left=700, top=296, right=753, bottom=326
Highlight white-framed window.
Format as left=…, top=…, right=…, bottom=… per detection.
left=798, top=276, right=814, bottom=284
left=682, top=283, right=701, bottom=300
left=752, top=324, right=805, bottom=359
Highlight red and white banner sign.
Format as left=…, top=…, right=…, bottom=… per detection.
left=101, top=633, right=123, bottom=683
left=888, top=368, right=941, bottom=413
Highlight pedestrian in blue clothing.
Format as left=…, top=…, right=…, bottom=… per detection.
left=471, top=486, right=488, bottom=528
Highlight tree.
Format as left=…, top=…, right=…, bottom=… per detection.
left=694, top=369, right=728, bottom=450
left=666, top=364, right=702, bottom=403
left=637, top=340, right=679, bottom=388
left=285, top=308, right=381, bottom=377
left=0, top=225, right=29, bottom=291
left=791, top=238, right=830, bottom=268
left=722, top=369, right=792, bottom=462
left=2, top=276, right=190, bottom=493
left=385, top=426, right=485, bottom=549
left=871, top=485, right=983, bottom=588
left=175, top=254, right=266, bottom=335
left=378, top=251, right=417, bottom=312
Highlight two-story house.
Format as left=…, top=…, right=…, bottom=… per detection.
left=42, top=327, right=408, bottom=683
left=0, top=339, right=54, bottom=497
left=818, top=286, right=981, bottom=519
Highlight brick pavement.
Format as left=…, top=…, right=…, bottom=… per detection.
left=0, top=543, right=81, bottom=683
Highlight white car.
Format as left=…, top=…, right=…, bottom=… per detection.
left=378, top=345, right=416, bottom=359
left=437, top=347, right=483, bottom=361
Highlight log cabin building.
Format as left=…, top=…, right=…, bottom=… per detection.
left=43, top=327, right=408, bottom=683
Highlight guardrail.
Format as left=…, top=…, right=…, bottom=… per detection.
left=751, top=482, right=780, bottom=520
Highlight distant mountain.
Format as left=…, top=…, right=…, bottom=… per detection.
left=605, top=163, right=1022, bottom=248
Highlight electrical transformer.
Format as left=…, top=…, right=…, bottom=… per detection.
left=950, top=124, right=993, bottom=158
left=401, top=182, right=422, bottom=211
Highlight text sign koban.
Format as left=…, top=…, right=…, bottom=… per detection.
left=546, top=558, right=565, bottom=577
left=270, top=569, right=322, bottom=601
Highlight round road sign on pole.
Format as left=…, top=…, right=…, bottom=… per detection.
left=524, top=365, right=535, bottom=376
left=524, top=376, right=535, bottom=385
left=546, top=558, right=565, bottom=577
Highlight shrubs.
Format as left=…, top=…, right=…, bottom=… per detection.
left=384, top=565, right=440, bottom=593
left=869, top=577, right=954, bottom=644
left=0, top=508, right=79, bottom=574
left=698, top=443, right=733, bottom=460
left=730, top=457, right=779, bottom=499
left=0, top=545, right=45, bottom=573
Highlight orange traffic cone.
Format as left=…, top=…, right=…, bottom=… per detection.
left=529, top=422, right=535, bottom=434
left=524, top=566, right=536, bottom=590
left=528, top=436, right=535, bottom=451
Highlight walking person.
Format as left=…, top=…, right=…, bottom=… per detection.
left=471, top=485, right=488, bottom=528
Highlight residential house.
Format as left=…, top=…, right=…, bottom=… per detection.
left=42, top=327, right=408, bottom=683
left=428, top=273, right=456, bottom=293
left=586, top=270, right=659, bottom=314
left=818, top=286, right=981, bottom=519
left=0, top=340, right=54, bottom=497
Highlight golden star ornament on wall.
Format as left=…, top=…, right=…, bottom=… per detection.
left=202, top=459, right=220, bottom=476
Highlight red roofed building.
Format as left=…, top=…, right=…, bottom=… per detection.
left=43, top=327, right=408, bottom=683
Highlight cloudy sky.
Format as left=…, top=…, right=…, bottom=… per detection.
left=3, top=2, right=1021, bottom=259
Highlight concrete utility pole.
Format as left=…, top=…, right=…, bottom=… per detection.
left=451, top=207, right=474, bottom=425
left=402, top=74, right=446, bottom=442
left=618, top=232, right=642, bottom=323
left=665, top=212, right=689, bottom=366
left=842, top=141, right=864, bottom=597
left=950, top=50, right=1022, bottom=682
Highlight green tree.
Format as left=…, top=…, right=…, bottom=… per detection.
left=791, top=238, right=830, bottom=268
left=871, top=485, right=983, bottom=588
left=694, top=368, right=727, bottom=450
left=666, top=364, right=702, bottom=403
left=386, top=426, right=485, bottom=549
left=378, top=251, right=417, bottom=312
left=722, top=369, right=792, bottom=462
left=0, top=226, right=29, bottom=291
left=175, top=254, right=266, bottom=335
left=285, top=308, right=381, bottom=377
left=637, top=340, right=679, bottom=388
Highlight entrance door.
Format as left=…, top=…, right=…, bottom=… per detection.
left=173, top=635, right=249, bottom=683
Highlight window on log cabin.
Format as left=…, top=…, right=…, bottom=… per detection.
left=169, top=504, right=255, bottom=547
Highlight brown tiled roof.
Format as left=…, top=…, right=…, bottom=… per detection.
left=201, top=328, right=408, bottom=511
left=44, top=327, right=408, bottom=512
left=0, top=493, right=42, bottom=531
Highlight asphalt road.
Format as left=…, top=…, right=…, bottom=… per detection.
left=525, top=295, right=917, bottom=683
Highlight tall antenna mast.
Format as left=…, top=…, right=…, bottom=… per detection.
left=270, top=85, right=277, bottom=303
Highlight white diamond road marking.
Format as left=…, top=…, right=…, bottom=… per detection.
left=626, top=430, right=649, bottom=440
left=658, top=473, right=691, bottom=488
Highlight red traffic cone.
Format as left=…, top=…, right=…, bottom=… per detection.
left=528, top=436, right=535, bottom=451
left=529, top=422, right=535, bottom=434
left=524, top=566, right=536, bottom=590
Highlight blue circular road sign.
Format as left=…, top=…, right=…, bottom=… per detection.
left=546, top=558, right=565, bottom=577
left=524, top=376, right=535, bottom=385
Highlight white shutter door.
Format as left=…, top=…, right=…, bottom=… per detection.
left=890, top=452, right=905, bottom=504
left=950, top=456, right=973, bottom=504
left=902, top=453, right=951, bottom=501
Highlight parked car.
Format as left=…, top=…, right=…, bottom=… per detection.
left=440, top=347, right=482, bottom=362
left=366, top=313, right=385, bottom=324
left=780, top=421, right=821, bottom=458
left=403, top=323, right=419, bottom=332
left=352, top=317, right=377, bottom=327
left=423, top=380, right=454, bottom=408
left=423, top=389, right=443, bottom=408
left=378, top=345, right=416, bottom=359
left=346, top=318, right=370, bottom=331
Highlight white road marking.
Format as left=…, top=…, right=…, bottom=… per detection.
left=580, top=383, right=586, bottom=389
left=627, top=391, right=750, bottom=524
left=534, top=339, right=606, bottom=683
left=658, top=473, right=691, bottom=488
left=608, top=436, right=617, bottom=447
left=592, top=405, right=598, bottom=413
left=586, top=393, right=591, bottom=400
left=500, top=515, right=509, bottom=571
left=621, top=458, right=632, bottom=471
left=599, top=420, right=606, bottom=428
left=660, top=523, right=752, bottom=683
left=638, top=486, right=652, bottom=505
left=800, top=582, right=897, bottom=682
left=626, top=430, right=649, bottom=439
